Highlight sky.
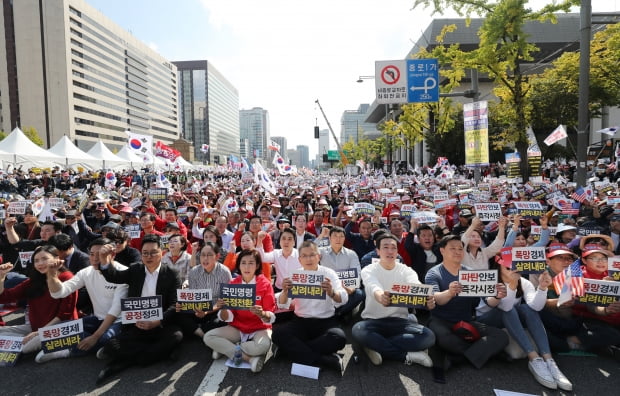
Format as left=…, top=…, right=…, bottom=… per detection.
left=86, top=0, right=619, bottom=159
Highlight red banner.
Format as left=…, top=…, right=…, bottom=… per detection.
left=155, top=141, right=181, bottom=161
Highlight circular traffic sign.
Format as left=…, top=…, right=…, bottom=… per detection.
left=380, top=65, right=400, bottom=85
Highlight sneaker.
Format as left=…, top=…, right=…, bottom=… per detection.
left=249, top=355, right=265, bottom=373
left=35, top=349, right=70, bottom=364
left=211, top=350, right=222, bottom=360
left=528, top=357, right=556, bottom=389
left=546, top=358, right=573, bottom=391
left=405, top=350, right=432, bottom=367
left=96, top=347, right=109, bottom=360
left=363, top=347, right=383, bottom=366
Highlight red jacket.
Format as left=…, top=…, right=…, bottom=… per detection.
left=0, top=271, right=77, bottom=330
left=228, top=274, right=276, bottom=334
left=572, top=267, right=620, bottom=326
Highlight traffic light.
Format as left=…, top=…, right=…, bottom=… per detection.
left=314, top=126, right=319, bottom=139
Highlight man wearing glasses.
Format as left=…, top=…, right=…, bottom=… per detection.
left=272, top=241, right=348, bottom=373
left=95, top=234, right=182, bottom=384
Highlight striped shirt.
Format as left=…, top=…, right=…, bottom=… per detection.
left=188, top=263, right=232, bottom=299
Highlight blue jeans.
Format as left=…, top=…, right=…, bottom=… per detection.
left=72, top=316, right=122, bottom=356
left=477, top=304, right=550, bottom=356
left=335, top=288, right=365, bottom=317
left=352, top=317, right=436, bottom=361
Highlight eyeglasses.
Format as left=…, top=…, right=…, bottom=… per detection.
left=300, top=253, right=318, bottom=259
left=141, top=250, right=161, bottom=257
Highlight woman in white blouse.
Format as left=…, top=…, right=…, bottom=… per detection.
left=476, top=256, right=572, bottom=391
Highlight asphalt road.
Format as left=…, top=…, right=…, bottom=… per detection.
left=2, top=309, right=618, bottom=396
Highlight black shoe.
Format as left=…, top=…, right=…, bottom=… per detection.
left=432, top=366, right=446, bottom=384
left=320, top=353, right=344, bottom=375
left=96, top=361, right=129, bottom=385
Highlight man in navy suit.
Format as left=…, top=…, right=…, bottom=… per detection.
left=49, top=233, right=91, bottom=314
left=96, top=234, right=182, bottom=384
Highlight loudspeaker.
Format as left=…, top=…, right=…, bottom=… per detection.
left=314, top=126, right=319, bottom=139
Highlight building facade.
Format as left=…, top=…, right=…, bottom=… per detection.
left=318, top=128, right=330, bottom=169
left=239, top=107, right=269, bottom=162
left=340, top=104, right=380, bottom=144
left=174, top=60, right=239, bottom=164
left=296, top=145, right=309, bottom=168
left=0, top=0, right=180, bottom=151
left=271, top=136, right=288, bottom=160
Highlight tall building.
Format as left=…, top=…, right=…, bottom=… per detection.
left=297, top=145, right=310, bottom=168
left=239, top=107, right=269, bottom=162
left=174, top=60, right=239, bottom=164
left=340, top=104, right=380, bottom=144
left=0, top=0, right=180, bottom=150
left=318, top=128, right=330, bottom=169
left=271, top=136, right=287, bottom=157
left=287, top=148, right=299, bottom=167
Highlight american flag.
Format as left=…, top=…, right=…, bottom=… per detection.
left=560, top=201, right=580, bottom=215
left=553, top=260, right=585, bottom=297
left=570, top=187, right=587, bottom=203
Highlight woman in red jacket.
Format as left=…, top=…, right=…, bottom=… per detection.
left=0, top=245, right=78, bottom=359
left=203, top=249, right=276, bottom=373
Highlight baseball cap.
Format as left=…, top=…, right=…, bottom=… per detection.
left=459, top=209, right=473, bottom=218
left=101, top=221, right=120, bottom=231
left=546, top=242, right=577, bottom=258
left=581, top=243, right=612, bottom=258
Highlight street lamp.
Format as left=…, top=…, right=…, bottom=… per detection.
left=356, top=75, right=374, bottom=83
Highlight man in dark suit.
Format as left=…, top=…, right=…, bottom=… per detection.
left=292, top=213, right=317, bottom=248
left=96, top=234, right=182, bottom=384
left=49, top=233, right=91, bottom=314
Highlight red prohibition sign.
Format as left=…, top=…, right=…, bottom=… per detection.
left=381, top=65, right=400, bottom=85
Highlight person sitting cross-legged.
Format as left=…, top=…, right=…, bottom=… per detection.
left=352, top=233, right=436, bottom=367
left=271, top=241, right=348, bottom=373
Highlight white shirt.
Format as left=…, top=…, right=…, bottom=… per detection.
left=142, top=263, right=161, bottom=297
left=51, top=261, right=128, bottom=319
left=361, top=262, right=421, bottom=320
left=276, top=265, right=347, bottom=319
left=258, top=248, right=300, bottom=289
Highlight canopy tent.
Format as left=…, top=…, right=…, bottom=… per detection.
left=0, top=127, right=64, bottom=167
left=172, top=156, right=194, bottom=171
left=48, top=136, right=101, bottom=170
left=116, top=145, right=145, bottom=170
left=85, top=140, right=128, bottom=170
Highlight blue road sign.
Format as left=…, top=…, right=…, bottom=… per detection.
left=407, top=59, right=439, bottom=103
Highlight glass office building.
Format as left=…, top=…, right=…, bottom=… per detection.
left=175, top=60, right=239, bottom=164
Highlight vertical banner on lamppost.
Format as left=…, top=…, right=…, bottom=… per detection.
left=463, top=101, right=489, bottom=167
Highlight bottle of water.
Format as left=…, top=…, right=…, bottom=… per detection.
left=233, top=343, right=242, bottom=366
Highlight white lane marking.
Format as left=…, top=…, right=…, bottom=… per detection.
left=194, top=359, right=228, bottom=396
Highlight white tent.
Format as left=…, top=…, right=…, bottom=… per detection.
left=0, top=127, right=64, bottom=167
left=173, top=156, right=194, bottom=171
left=48, top=136, right=100, bottom=170
left=116, top=145, right=145, bottom=170
left=86, top=140, right=128, bottom=170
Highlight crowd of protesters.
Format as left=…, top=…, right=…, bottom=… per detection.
left=0, top=159, right=618, bottom=390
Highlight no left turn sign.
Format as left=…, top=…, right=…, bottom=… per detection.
left=375, top=60, right=407, bottom=104
left=380, top=65, right=400, bottom=85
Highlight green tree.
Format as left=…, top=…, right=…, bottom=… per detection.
left=0, top=130, right=6, bottom=140
left=529, top=22, right=620, bottom=134
left=413, top=0, right=579, bottom=181
left=22, top=126, right=44, bottom=147
left=341, top=137, right=387, bottom=169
